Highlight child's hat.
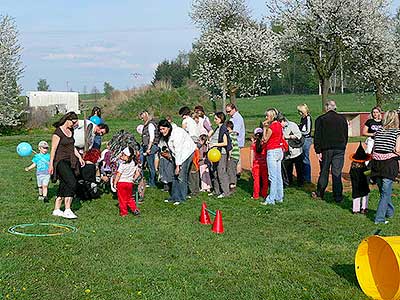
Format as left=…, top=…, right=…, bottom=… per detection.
left=254, top=127, right=263, bottom=135
left=349, top=142, right=372, bottom=162
left=38, top=141, right=49, bottom=148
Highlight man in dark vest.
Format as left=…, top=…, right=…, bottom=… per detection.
left=312, top=100, right=348, bottom=203
left=140, top=110, right=159, bottom=187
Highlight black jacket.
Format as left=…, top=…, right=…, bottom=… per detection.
left=314, top=110, right=348, bottom=154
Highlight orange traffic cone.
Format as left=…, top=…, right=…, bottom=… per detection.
left=200, top=202, right=211, bottom=225
left=212, top=210, right=224, bottom=234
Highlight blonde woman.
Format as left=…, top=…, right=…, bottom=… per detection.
left=297, top=104, right=312, bottom=183
left=369, top=110, right=400, bottom=224
left=261, top=108, right=284, bottom=205
left=362, top=106, right=383, bottom=154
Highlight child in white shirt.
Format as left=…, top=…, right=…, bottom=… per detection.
left=113, top=146, right=141, bottom=217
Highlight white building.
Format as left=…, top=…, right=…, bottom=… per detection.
left=27, top=91, right=80, bottom=114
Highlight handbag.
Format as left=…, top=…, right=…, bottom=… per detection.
left=287, top=132, right=305, bottom=148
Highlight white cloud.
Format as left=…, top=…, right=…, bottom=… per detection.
left=77, top=58, right=140, bottom=70
left=42, top=53, right=92, bottom=60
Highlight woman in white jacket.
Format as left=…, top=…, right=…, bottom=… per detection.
left=158, top=119, right=197, bottom=205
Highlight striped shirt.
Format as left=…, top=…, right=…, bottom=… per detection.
left=373, top=128, right=400, bottom=153
left=229, top=132, right=240, bottom=160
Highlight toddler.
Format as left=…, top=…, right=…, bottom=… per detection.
left=226, top=121, right=239, bottom=189
left=198, top=134, right=212, bottom=192
left=349, top=142, right=371, bottom=214
left=25, top=141, right=50, bottom=202
left=250, top=128, right=268, bottom=199
left=113, top=146, right=140, bottom=217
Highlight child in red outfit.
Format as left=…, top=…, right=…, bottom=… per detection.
left=250, top=128, right=268, bottom=199
left=113, top=146, right=140, bottom=217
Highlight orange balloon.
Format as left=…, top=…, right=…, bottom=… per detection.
left=207, top=148, right=221, bottom=163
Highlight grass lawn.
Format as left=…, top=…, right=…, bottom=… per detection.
left=1, top=93, right=399, bottom=299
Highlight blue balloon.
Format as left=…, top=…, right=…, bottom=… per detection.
left=17, top=142, right=33, bottom=157
left=89, top=115, right=102, bottom=125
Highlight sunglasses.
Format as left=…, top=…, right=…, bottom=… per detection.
left=70, top=119, right=78, bottom=125
left=226, top=110, right=232, bottom=113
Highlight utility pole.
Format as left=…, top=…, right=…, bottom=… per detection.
left=131, top=72, right=142, bottom=89
left=66, top=81, right=69, bottom=92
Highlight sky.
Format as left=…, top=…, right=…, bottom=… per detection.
left=2, top=0, right=400, bottom=94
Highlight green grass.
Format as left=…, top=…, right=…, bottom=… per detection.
left=1, top=93, right=399, bottom=299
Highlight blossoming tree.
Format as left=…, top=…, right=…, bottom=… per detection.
left=269, top=0, right=395, bottom=110
left=0, top=15, right=24, bottom=128
left=191, top=0, right=283, bottom=108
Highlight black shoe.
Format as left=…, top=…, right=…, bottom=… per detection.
left=132, top=209, right=140, bottom=216
left=163, top=184, right=169, bottom=192
left=43, top=196, right=49, bottom=203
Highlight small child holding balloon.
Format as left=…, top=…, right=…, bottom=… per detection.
left=24, top=141, right=51, bottom=202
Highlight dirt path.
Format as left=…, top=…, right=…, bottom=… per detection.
left=241, top=142, right=360, bottom=184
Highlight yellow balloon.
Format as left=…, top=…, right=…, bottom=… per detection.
left=208, top=148, right=221, bottom=163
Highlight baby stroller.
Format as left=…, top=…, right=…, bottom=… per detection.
left=107, top=130, right=145, bottom=203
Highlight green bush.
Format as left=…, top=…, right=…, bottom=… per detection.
left=118, top=83, right=212, bottom=119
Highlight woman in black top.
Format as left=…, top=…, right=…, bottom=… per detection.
left=297, top=104, right=312, bottom=183
left=362, top=106, right=383, bottom=154
left=49, top=112, right=85, bottom=219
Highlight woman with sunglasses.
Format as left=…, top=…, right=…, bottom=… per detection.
left=49, top=111, right=85, bottom=219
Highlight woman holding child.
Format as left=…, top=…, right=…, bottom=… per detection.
left=49, top=112, right=85, bottom=219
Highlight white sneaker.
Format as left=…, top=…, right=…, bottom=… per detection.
left=173, top=201, right=181, bottom=205
left=52, top=209, right=64, bottom=217
left=217, top=194, right=225, bottom=199
left=63, top=209, right=77, bottom=219
left=38, top=196, right=44, bottom=201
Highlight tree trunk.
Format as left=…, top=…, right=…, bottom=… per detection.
left=375, top=80, right=384, bottom=107
left=321, top=77, right=330, bottom=112
left=340, top=54, right=344, bottom=94
left=229, top=87, right=237, bottom=105
left=222, top=88, right=227, bottom=113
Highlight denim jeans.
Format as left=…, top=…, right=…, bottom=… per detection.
left=170, top=153, right=194, bottom=202
left=375, top=177, right=395, bottom=223
left=316, top=149, right=344, bottom=202
left=264, top=148, right=284, bottom=204
left=140, top=144, right=159, bottom=187
left=302, top=137, right=312, bottom=182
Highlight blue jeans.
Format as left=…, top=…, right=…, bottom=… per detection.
left=302, top=137, right=312, bottom=182
left=140, top=144, right=159, bottom=187
left=375, top=177, right=395, bottom=223
left=170, top=153, right=194, bottom=202
left=264, top=148, right=284, bottom=204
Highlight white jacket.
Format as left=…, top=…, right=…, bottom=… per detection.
left=160, top=126, right=196, bottom=166
left=283, top=121, right=303, bottom=159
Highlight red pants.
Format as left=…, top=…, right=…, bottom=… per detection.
left=252, top=162, right=268, bottom=198
left=117, top=182, right=138, bottom=216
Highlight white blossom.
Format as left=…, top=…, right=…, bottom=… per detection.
left=191, top=0, right=283, bottom=105
left=269, top=0, right=394, bottom=106
left=0, top=15, right=24, bottom=127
